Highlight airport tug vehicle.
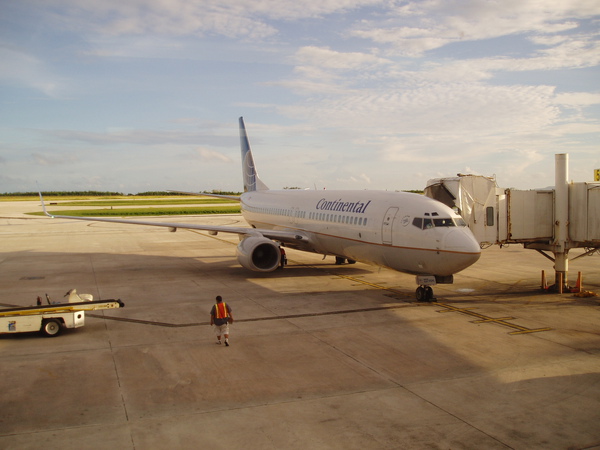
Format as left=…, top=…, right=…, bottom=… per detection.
left=0, top=292, right=124, bottom=337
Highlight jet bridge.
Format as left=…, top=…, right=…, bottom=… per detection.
left=425, top=154, right=600, bottom=292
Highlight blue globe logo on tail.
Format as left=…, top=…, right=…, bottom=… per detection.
left=239, top=117, right=268, bottom=192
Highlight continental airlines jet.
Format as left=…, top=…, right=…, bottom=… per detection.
left=41, top=117, right=481, bottom=301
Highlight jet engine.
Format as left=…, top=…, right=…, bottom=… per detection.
left=236, top=236, right=281, bottom=272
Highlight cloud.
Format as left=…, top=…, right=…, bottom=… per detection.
left=357, top=173, right=371, bottom=184
left=272, top=46, right=394, bottom=94
left=554, top=92, right=600, bottom=107
left=506, top=34, right=600, bottom=71
left=49, top=1, right=276, bottom=40
left=0, top=46, right=63, bottom=96
left=401, top=33, right=600, bottom=84
left=4, top=0, right=598, bottom=194
left=81, top=35, right=186, bottom=59
left=294, top=46, right=392, bottom=71
left=193, top=147, right=233, bottom=163
left=32, top=0, right=382, bottom=40
left=350, top=0, right=600, bottom=56
left=31, top=152, right=79, bottom=166
left=38, top=128, right=233, bottom=147
left=284, top=83, right=560, bottom=138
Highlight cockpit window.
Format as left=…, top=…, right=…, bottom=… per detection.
left=413, top=215, right=465, bottom=229
left=433, top=218, right=455, bottom=227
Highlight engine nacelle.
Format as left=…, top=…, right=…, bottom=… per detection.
left=236, top=236, right=281, bottom=272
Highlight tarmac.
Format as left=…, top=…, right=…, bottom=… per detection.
left=1, top=200, right=599, bottom=450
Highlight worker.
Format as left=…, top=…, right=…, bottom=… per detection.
left=279, top=245, right=287, bottom=269
left=210, top=295, right=233, bottom=346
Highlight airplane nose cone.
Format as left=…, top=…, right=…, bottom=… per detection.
left=443, top=228, right=481, bottom=269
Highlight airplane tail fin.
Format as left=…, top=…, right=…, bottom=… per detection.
left=239, top=117, right=269, bottom=192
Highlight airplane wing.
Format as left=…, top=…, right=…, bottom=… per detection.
left=167, top=190, right=241, bottom=201
left=38, top=193, right=309, bottom=245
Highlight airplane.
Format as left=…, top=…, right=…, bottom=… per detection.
left=40, top=117, right=481, bottom=301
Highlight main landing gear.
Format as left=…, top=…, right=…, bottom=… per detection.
left=415, top=285, right=434, bottom=302
left=335, top=256, right=356, bottom=265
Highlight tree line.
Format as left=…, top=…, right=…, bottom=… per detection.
left=1, top=190, right=242, bottom=197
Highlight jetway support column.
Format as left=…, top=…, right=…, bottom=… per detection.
left=554, top=153, right=569, bottom=289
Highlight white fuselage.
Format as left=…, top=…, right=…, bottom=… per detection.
left=241, top=189, right=481, bottom=277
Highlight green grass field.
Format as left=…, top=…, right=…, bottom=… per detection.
left=56, top=199, right=238, bottom=207
left=9, top=195, right=241, bottom=217
left=29, top=205, right=241, bottom=217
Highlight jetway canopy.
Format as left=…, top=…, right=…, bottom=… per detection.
left=570, top=183, right=600, bottom=244
left=424, top=175, right=499, bottom=245
left=425, top=176, right=600, bottom=249
left=425, top=154, right=598, bottom=290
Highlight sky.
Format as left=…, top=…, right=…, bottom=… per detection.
left=1, top=0, right=599, bottom=194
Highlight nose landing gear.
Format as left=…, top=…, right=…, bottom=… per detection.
left=416, top=285, right=434, bottom=302
left=415, top=275, right=437, bottom=302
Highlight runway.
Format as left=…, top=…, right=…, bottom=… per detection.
left=1, top=201, right=599, bottom=449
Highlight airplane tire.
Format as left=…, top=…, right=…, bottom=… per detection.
left=41, top=319, right=62, bottom=337
left=425, top=286, right=434, bottom=301
left=416, top=287, right=426, bottom=302
left=335, top=256, right=345, bottom=265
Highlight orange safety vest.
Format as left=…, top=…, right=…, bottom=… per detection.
left=214, top=302, right=229, bottom=319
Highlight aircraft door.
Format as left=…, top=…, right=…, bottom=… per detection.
left=382, top=207, right=399, bottom=245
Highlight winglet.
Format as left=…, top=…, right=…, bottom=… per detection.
left=38, top=188, right=54, bottom=218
